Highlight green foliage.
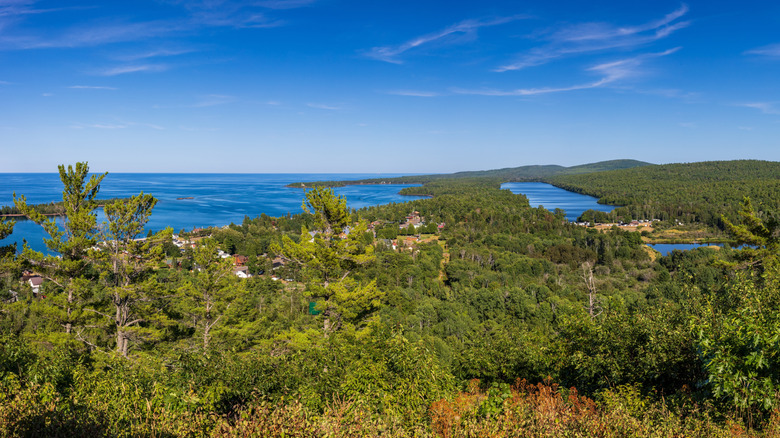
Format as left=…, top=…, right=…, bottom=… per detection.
left=4, top=161, right=780, bottom=435
left=275, top=189, right=381, bottom=333
left=551, top=160, right=780, bottom=225
left=177, top=239, right=245, bottom=351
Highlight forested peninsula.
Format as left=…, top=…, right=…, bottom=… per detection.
left=1, top=160, right=780, bottom=436
left=0, top=197, right=129, bottom=218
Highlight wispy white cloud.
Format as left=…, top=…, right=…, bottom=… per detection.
left=307, top=102, right=341, bottom=110
left=97, top=64, right=168, bottom=76
left=179, top=1, right=284, bottom=29
left=455, top=48, right=680, bottom=96
left=71, top=123, right=127, bottom=129
left=255, top=0, right=317, bottom=10
left=635, top=87, right=699, bottom=101
left=738, top=102, right=780, bottom=115
left=191, top=94, right=235, bottom=107
left=2, top=18, right=185, bottom=50
left=41, top=92, right=52, bottom=96
left=0, top=1, right=80, bottom=24
left=68, top=85, right=117, bottom=90
left=152, top=94, right=236, bottom=109
left=386, top=90, right=440, bottom=97
left=745, top=43, right=780, bottom=57
left=116, top=47, right=198, bottom=61
left=495, top=5, right=689, bottom=72
left=366, top=15, right=525, bottom=64
left=0, top=1, right=286, bottom=51
left=71, top=120, right=164, bottom=130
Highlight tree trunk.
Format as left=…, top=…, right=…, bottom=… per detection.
left=66, top=288, right=73, bottom=334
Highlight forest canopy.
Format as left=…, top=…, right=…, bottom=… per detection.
left=1, top=161, right=780, bottom=436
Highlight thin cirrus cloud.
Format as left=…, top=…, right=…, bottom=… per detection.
left=366, top=15, right=525, bottom=64
left=254, top=0, right=317, bottom=10
left=96, top=64, right=168, bottom=76
left=71, top=120, right=164, bottom=130
left=454, top=47, right=681, bottom=96
left=1, top=18, right=185, bottom=50
left=151, top=94, right=236, bottom=109
left=738, top=102, right=780, bottom=115
left=191, top=94, right=235, bottom=108
left=744, top=43, right=780, bottom=57
left=386, top=90, right=440, bottom=97
left=495, top=4, right=689, bottom=72
left=115, top=48, right=199, bottom=61
left=68, top=85, right=118, bottom=90
left=0, top=1, right=289, bottom=51
left=307, top=103, right=342, bottom=110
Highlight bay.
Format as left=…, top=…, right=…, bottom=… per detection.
left=501, top=182, right=617, bottom=222
left=0, top=173, right=424, bottom=254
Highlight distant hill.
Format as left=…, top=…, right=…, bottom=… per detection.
left=288, top=159, right=653, bottom=188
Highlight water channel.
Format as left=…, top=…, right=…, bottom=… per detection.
left=502, top=182, right=734, bottom=256
left=501, top=182, right=617, bottom=222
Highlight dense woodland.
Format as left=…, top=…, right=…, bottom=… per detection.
left=298, top=159, right=780, bottom=230
left=549, top=160, right=780, bottom=226
left=0, top=198, right=127, bottom=217
left=288, top=159, right=652, bottom=188
left=1, top=161, right=780, bottom=437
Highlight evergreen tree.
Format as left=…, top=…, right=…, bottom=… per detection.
left=94, top=193, right=171, bottom=356
left=274, top=187, right=382, bottom=333
left=178, top=238, right=243, bottom=351
left=0, top=218, right=14, bottom=258
left=13, top=162, right=106, bottom=336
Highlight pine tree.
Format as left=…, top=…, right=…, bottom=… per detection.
left=274, top=187, right=382, bottom=333
left=94, top=193, right=171, bottom=357
left=13, top=162, right=106, bottom=336
left=178, top=238, right=242, bottom=351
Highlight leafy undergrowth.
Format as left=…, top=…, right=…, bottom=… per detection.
left=3, top=378, right=780, bottom=437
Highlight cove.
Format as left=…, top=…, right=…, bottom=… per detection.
left=501, top=182, right=618, bottom=222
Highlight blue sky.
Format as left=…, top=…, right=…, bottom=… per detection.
left=1, top=0, right=779, bottom=173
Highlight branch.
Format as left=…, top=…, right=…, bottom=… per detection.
left=84, top=308, right=113, bottom=320
left=75, top=328, right=105, bottom=353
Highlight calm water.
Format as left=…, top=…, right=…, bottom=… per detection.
left=0, top=173, right=424, bottom=254
left=647, top=243, right=746, bottom=256
left=501, top=182, right=617, bottom=222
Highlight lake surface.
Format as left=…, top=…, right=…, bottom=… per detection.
left=647, top=243, right=748, bottom=256
left=501, top=182, right=617, bottom=222
left=0, top=173, right=424, bottom=254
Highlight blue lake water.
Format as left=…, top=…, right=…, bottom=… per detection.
left=0, top=173, right=424, bottom=254
left=501, top=182, right=617, bottom=222
left=647, top=243, right=745, bottom=256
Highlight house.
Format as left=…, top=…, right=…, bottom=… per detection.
left=28, top=276, right=44, bottom=294
left=233, top=266, right=250, bottom=278
left=234, top=255, right=248, bottom=266
left=272, top=256, right=287, bottom=270
left=400, top=211, right=423, bottom=229
left=20, top=271, right=44, bottom=294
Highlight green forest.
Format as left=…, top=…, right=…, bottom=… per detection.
left=1, top=161, right=780, bottom=437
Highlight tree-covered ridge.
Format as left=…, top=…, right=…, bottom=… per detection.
left=548, top=160, right=780, bottom=225
left=0, top=197, right=130, bottom=217
left=2, top=162, right=780, bottom=436
left=287, top=159, right=652, bottom=188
